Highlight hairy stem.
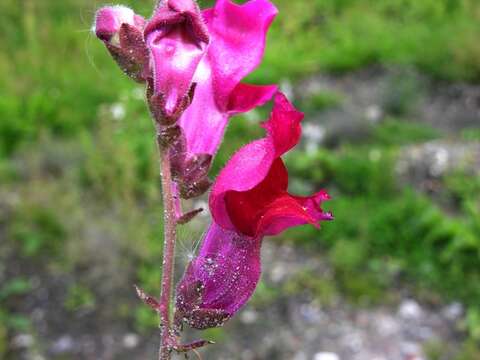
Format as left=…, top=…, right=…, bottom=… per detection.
left=157, top=137, right=177, bottom=360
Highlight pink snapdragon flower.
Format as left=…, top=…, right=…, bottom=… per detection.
left=175, top=93, right=333, bottom=329
left=178, top=0, right=278, bottom=158
left=95, top=0, right=333, bottom=353
left=94, top=0, right=277, bottom=153
left=94, top=0, right=278, bottom=200
left=94, top=0, right=209, bottom=114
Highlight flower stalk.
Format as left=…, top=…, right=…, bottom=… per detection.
left=157, top=134, right=177, bottom=360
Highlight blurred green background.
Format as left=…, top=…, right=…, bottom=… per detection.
left=1, top=0, right=480, bottom=359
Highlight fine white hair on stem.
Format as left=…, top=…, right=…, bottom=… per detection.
left=79, top=1, right=103, bottom=76
left=176, top=226, right=205, bottom=262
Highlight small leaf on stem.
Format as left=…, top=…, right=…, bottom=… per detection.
left=177, top=208, right=204, bottom=224
left=134, top=285, right=162, bottom=312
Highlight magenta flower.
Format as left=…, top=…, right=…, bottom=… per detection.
left=95, top=0, right=210, bottom=118
left=94, top=0, right=278, bottom=200
left=175, top=93, right=333, bottom=329
left=94, top=0, right=334, bottom=355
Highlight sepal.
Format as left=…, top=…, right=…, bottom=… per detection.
left=134, top=285, right=162, bottom=313
left=183, top=154, right=212, bottom=184
left=157, top=125, right=182, bottom=149
left=175, top=272, right=230, bottom=329
left=173, top=339, right=215, bottom=353
left=169, top=132, right=187, bottom=180
left=147, top=83, right=197, bottom=125
left=179, top=177, right=211, bottom=199
left=104, top=24, right=149, bottom=82
left=178, top=308, right=230, bottom=330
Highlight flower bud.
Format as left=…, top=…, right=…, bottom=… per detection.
left=94, top=6, right=142, bottom=42
left=94, top=6, right=149, bottom=82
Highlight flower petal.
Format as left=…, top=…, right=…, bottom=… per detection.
left=176, top=222, right=261, bottom=322
left=224, top=158, right=331, bottom=236
left=211, top=92, right=331, bottom=237
left=146, top=0, right=209, bottom=43
left=176, top=0, right=277, bottom=158
left=263, top=92, right=304, bottom=156
left=223, top=158, right=288, bottom=236
left=227, top=83, right=278, bottom=115
left=177, top=61, right=227, bottom=155
left=210, top=92, right=304, bottom=230
left=203, top=0, right=278, bottom=105
left=146, top=27, right=206, bottom=114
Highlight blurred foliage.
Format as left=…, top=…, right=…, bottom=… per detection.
left=64, top=284, right=96, bottom=312
left=382, top=70, right=424, bottom=116
left=257, top=0, right=480, bottom=82
left=283, top=270, right=339, bottom=306
left=0, top=278, right=32, bottom=358
left=288, top=135, right=480, bottom=341
left=301, top=91, right=344, bottom=113
left=0, top=0, right=480, bottom=357
left=1, top=0, right=480, bottom=155
left=461, top=127, right=480, bottom=142
left=371, top=118, right=441, bottom=146
left=8, top=205, right=66, bottom=259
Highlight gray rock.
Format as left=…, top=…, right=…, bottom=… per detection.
left=12, top=334, right=34, bottom=349
left=50, top=335, right=74, bottom=354
left=122, top=333, right=140, bottom=349
left=313, top=352, right=340, bottom=360
left=398, top=300, right=423, bottom=320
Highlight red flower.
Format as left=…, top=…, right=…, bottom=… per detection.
left=211, top=92, right=333, bottom=237
left=176, top=92, right=332, bottom=329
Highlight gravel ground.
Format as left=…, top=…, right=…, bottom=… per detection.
left=6, top=241, right=465, bottom=360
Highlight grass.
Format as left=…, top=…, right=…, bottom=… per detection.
left=1, top=0, right=480, bottom=154
left=257, top=0, right=480, bottom=83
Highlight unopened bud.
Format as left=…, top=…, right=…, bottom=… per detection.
left=94, top=7, right=149, bottom=82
